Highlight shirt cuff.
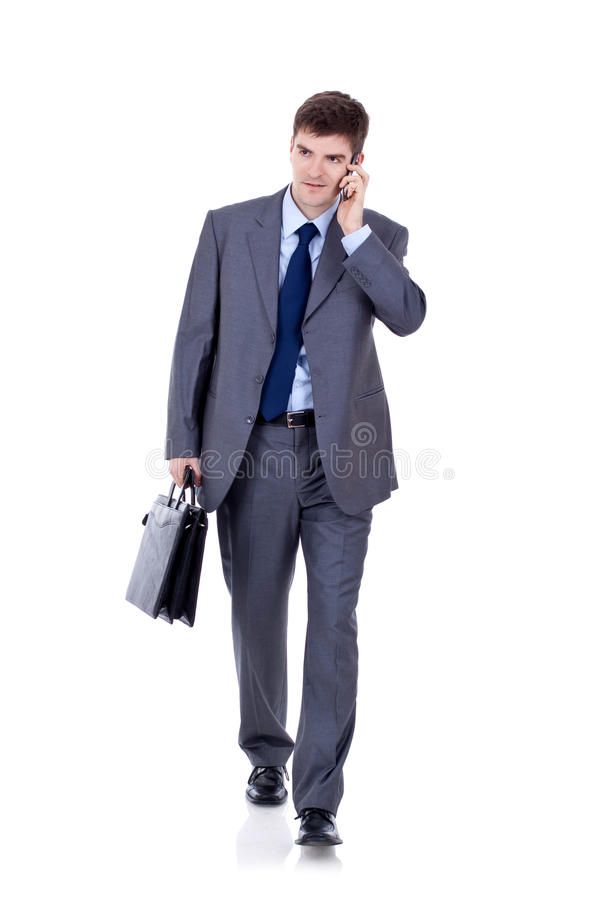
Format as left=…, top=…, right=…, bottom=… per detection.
left=341, top=223, right=372, bottom=255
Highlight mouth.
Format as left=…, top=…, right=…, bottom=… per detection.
left=304, top=182, right=325, bottom=189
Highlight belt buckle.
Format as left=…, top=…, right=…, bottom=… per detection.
left=286, top=410, right=305, bottom=428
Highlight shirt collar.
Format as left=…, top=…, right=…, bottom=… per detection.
left=282, top=181, right=340, bottom=240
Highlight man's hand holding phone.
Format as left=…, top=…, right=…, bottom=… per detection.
left=337, top=152, right=370, bottom=236
left=169, top=457, right=202, bottom=488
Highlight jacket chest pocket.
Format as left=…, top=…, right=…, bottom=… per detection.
left=336, top=272, right=362, bottom=293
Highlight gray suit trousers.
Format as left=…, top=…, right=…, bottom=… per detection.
left=202, top=419, right=373, bottom=817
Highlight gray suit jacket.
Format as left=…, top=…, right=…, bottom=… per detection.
left=165, top=183, right=426, bottom=515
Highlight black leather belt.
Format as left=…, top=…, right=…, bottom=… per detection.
left=256, top=409, right=316, bottom=427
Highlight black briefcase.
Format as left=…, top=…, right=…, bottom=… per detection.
left=125, top=465, right=208, bottom=627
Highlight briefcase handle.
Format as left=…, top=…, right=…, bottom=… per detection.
left=167, top=464, right=197, bottom=509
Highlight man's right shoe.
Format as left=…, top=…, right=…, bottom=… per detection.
left=245, top=765, right=290, bottom=804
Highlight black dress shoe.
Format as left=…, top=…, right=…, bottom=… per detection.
left=294, top=807, right=343, bottom=845
left=245, top=765, right=289, bottom=804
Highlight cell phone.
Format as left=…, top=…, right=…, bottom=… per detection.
left=341, top=152, right=361, bottom=201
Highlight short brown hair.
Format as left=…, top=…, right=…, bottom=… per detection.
left=292, top=91, right=369, bottom=158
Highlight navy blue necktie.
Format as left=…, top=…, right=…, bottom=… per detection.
left=259, top=221, right=319, bottom=421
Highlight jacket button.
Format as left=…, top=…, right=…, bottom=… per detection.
left=271, top=332, right=276, bottom=342
left=255, top=374, right=264, bottom=383
left=246, top=415, right=255, bottom=424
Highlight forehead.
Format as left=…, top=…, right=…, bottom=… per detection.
left=294, top=129, right=352, bottom=157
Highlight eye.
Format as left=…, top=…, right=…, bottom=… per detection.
left=297, top=149, right=340, bottom=162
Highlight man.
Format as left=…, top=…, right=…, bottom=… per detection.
left=165, top=91, right=426, bottom=846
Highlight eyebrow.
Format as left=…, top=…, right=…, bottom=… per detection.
left=296, top=143, right=348, bottom=161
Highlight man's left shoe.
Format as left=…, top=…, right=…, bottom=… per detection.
left=294, top=807, right=343, bottom=845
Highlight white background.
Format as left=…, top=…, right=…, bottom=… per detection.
left=1, top=0, right=598, bottom=896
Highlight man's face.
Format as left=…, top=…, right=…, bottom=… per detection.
left=289, top=129, right=363, bottom=219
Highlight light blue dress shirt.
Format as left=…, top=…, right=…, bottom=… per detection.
left=280, top=182, right=372, bottom=411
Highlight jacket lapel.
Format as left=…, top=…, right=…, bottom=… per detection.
left=248, top=184, right=349, bottom=335
left=303, top=211, right=348, bottom=324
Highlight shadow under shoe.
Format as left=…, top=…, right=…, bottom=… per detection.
left=294, top=807, right=343, bottom=845
left=246, top=765, right=290, bottom=804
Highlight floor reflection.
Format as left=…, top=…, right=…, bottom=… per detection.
left=236, top=800, right=344, bottom=871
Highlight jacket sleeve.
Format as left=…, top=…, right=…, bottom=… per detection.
left=341, top=225, right=427, bottom=336
left=164, top=210, right=219, bottom=460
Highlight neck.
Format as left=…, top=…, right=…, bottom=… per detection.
left=290, top=181, right=336, bottom=220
